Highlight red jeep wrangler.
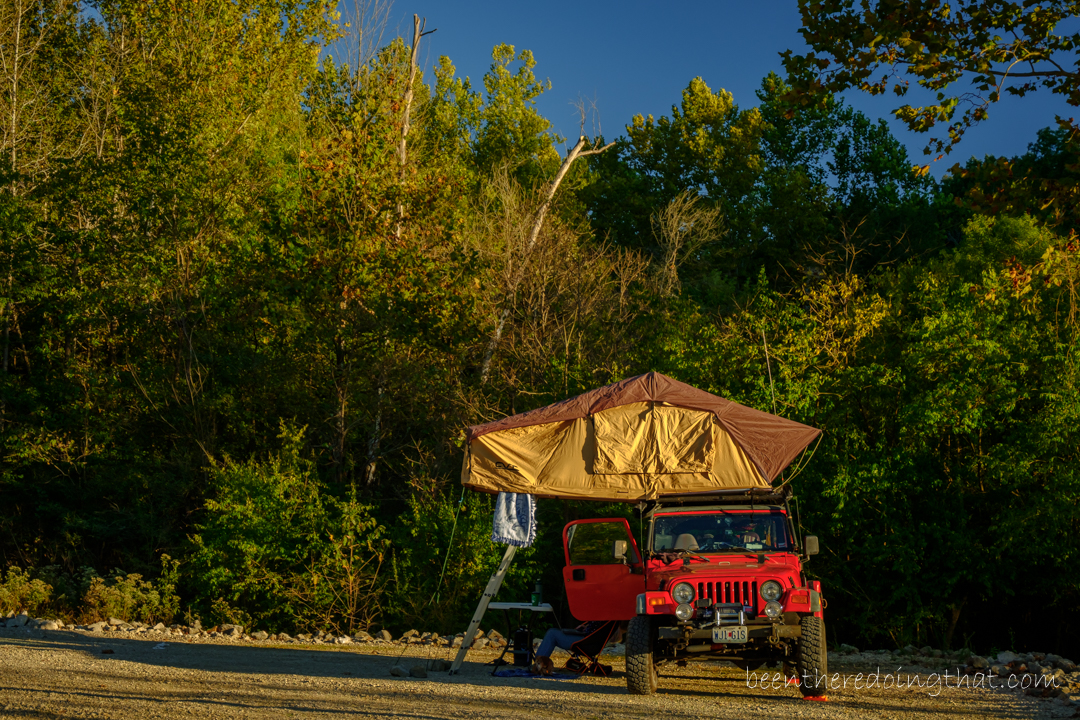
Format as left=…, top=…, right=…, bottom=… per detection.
left=562, top=489, right=827, bottom=696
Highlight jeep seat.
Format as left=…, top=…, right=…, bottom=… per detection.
left=674, top=533, right=699, bottom=551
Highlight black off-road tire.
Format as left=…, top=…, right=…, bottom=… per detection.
left=796, top=616, right=828, bottom=697
left=625, top=615, right=659, bottom=695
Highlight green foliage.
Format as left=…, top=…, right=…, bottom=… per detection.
left=187, top=424, right=388, bottom=633
left=782, top=0, right=1080, bottom=156
left=80, top=556, right=181, bottom=624
left=944, top=125, right=1080, bottom=234
left=0, top=567, right=54, bottom=617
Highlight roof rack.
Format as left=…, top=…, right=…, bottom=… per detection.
left=635, top=486, right=792, bottom=516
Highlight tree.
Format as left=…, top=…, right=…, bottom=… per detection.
left=429, top=44, right=562, bottom=183
left=782, top=0, right=1080, bottom=158
left=943, top=124, right=1080, bottom=234
left=580, top=77, right=764, bottom=289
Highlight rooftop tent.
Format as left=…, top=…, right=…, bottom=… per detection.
left=461, top=372, right=821, bottom=501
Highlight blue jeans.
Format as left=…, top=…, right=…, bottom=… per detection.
left=536, top=628, right=582, bottom=658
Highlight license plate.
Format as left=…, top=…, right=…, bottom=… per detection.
left=712, top=626, right=747, bottom=643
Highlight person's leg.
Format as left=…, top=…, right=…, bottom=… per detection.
left=536, top=628, right=579, bottom=658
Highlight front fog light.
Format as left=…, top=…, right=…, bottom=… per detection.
left=675, top=603, right=695, bottom=621
left=764, top=601, right=783, bottom=618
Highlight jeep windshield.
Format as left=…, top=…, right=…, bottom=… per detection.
left=652, top=511, right=791, bottom=554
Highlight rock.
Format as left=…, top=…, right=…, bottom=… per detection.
left=334, top=636, right=351, bottom=644
left=969, top=655, right=989, bottom=669
left=474, top=629, right=486, bottom=639
left=251, top=630, right=268, bottom=641
left=87, top=622, right=106, bottom=632
left=13, top=613, right=30, bottom=627
left=107, top=617, right=123, bottom=627
left=221, top=624, right=243, bottom=636
left=451, top=636, right=463, bottom=648
left=1046, top=653, right=1062, bottom=665
left=297, top=633, right=312, bottom=641
left=376, top=629, right=392, bottom=642
left=1058, top=659, right=1077, bottom=672
left=1029, top=662, right=1044, bottom=676
left=425, top=659, right=451, bottom=672
left=1032, top=652, right=1046, bottom=661
left=487, top=629, right=504, bottom=642
left=389, top=665, right=408, bottom=678
left=409, top=665, right=428, bottom=678
left=399, top=629, right=419, bottom=641
left=902, top=644, right=919, bottom=655
left=998, top=651, right=1021, bottom=664
left=152, top=623, right=166, bottom=631
left=191, top=620, right=202, bottom=631
left=41, top=621, right=60, bottom=631
left=991, top=664, right=1008, bottom=677
left=471, top=637, right=489, bottom=649
left=278, top=633, right=292, bottom=641
left=353, top=631, right=373, bottom=642
left=919, top=645, right=933, bottom=656
left=1046, top=667, right=1067, bottom=684
left=930, top=649, right=944, bottom=658
left=837, top=643, right=859, bottom=654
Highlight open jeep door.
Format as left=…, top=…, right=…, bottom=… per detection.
left=562, top=519, right=645, bottom=621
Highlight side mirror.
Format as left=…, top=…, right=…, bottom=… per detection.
left=804, top=535, right=819, bottom=556
left=612, top=539, right=628, bottom=562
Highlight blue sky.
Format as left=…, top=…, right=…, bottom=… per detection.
left=364, top=1, right=1077, bottom=179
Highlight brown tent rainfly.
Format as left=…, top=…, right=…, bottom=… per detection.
left=461, top=372, right=821, bottom=501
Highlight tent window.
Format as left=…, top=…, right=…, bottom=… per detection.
left=592, top=403, right=715, bottom=474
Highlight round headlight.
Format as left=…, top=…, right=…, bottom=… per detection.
left=671, top=582, right=696, bottom=605
left=675, top=603, right=695, bottom=621
left=764, top=601, right=783, bottom=618
left=760, top=580, right=783, bottom=602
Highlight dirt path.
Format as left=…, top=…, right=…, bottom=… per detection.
left=0, top=625, right=1071, bottom=719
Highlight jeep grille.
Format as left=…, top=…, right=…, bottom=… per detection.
left=697, top=580, right=757, bottom=610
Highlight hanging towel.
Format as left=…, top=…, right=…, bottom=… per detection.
left=492, top=492, right=536, bottom=547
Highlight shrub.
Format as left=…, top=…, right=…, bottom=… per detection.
left=0, top=567, right=53, bottom=616
left=79, top=556, right=181, bottom=624
left=187, top=423, right=387, bottom=634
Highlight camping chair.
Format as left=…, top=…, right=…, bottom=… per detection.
left=566, top=621, right=620, bottom=676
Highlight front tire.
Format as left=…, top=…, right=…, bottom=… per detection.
left=625, top=615, right=658, bottom=695
left=797, top=616, right=828, bottom=697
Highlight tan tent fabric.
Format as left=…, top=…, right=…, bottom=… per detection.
left=461, top=372, right=820, bottom=501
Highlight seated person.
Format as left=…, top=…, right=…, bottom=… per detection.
left=532, top=620, right=611, bottom=672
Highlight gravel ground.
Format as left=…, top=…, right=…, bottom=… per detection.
left=0, top=624, right=1074, bottom=719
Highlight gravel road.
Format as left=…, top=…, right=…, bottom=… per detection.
left=0, top=625, right=1073, bottom=719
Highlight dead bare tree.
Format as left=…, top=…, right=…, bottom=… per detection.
left=651, top=190, right=723, bottom=296
left=478, top=135, right=614, bottom=383
left=395, top=13, right=434, bottom=243
left=339, top=0, right=394, bottom=100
